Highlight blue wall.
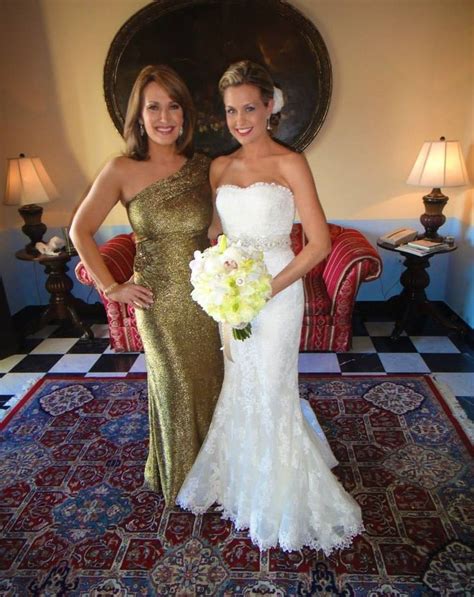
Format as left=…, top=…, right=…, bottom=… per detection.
left=445, top=218, right=474, bottom=327
left=1, top=218, right=471, bottom=327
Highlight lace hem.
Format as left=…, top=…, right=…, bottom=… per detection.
left=177, top=497, right=364, bottom=555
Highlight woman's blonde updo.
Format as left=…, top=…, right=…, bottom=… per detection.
left=218, top=60, right=274, bottom=105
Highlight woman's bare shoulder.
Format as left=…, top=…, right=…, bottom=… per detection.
left=101, top=155, right=143, bottom=185
left=108, top=154, right=139, bottom=172
left=210, top=154, right=234, bottom=182
left=211, top=153, right=234, bottom=168
left=278, top=150, right=308, bottom=173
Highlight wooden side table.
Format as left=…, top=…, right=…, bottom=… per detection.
left=377, top=241, right=467, bottom=340
left=15, top=249, right=94, bottom=339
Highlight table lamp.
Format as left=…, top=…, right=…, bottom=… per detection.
left=406, top=137, right=469, bottom=241
left=4, top=154, right=59, bottom=254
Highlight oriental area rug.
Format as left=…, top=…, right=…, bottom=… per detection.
left=0, top=374, right=472, bottom=596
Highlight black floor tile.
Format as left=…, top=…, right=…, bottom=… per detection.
left=449, top=335, right=474, bottom=356
left=456, top=397, right=474, bottom=422
left=16, top=338, right=44, bottom=354
left=68, top=338, right=110, bottom=354
left=89, top=354, right=139, bottom=373
left=405, top=317, right=462, bottom=337
left=0, top=395, right=14, bottom=409
left=357, top=311, right=394, bottom=323
left=337, top=353, right=385, bottom=373
left=421, top=353, right=474, bottom=373
left=371, top=336, right=417, bottom=353
left=355, top=302, right=393, bottom=322
left=50, top=325, right=89, bottom=338
left=10, top=354, right=63, bottom=372
left=350, top=317, right=370, bottom=336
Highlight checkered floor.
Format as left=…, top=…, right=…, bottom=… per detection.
left=1, top=310, right=473, bottom=424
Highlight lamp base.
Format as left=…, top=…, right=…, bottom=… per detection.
left=420, top=188, right=448, bottom=241
left=18, top=204, right=47, bottom=255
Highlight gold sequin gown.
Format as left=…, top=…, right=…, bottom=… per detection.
left=126, top=153, right=223, bottom=506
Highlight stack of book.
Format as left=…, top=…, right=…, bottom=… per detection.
left=395, top=238, right=451, bottom=257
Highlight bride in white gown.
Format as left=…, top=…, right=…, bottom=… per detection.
left=177, top=60, right=363, bottom=553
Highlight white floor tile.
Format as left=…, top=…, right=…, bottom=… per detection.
left=409, top=336, right=460, bottom=353
left=129, top=354, right=147, bottom=373
left=378, top=352, right=430, bottom=373
left=49, top=354, right=101, bottom=373
left=298, top=353, right=341, bottom=373
left=31, top=338, right=78, bottom=354
left=432, top=373, right=474, bottom=397
left=0, top=354, right=26, bottom=373
left=364, top=322, right=406, bottom=337
left=0, top=373, right=43, bottom=397
left=349, top=337, right=376, bottom=353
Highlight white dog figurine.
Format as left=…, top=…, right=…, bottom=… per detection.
left=35, top=236, right=66, bottom=256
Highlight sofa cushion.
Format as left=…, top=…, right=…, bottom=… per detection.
left=98, top=233, right=135, bottom=284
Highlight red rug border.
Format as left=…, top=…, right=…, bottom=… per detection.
left=1, top=373, right=471, bottom=456
left=0, top=376, right=45, bottom=432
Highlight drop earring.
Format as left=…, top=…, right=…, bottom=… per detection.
left=266, top=117, right=271, bottom=131
left=139, top=122, right=145, bottom=136
left=179, top=125, right=184, bottom=137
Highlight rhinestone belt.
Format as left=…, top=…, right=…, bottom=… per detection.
left=228, top=234, right=291, bottom=251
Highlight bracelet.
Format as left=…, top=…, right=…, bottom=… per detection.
left=103, top=282, right=119, bottom=297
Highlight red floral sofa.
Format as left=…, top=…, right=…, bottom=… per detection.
left=75, top=224, right=382, bottom=352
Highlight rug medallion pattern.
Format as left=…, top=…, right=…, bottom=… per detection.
left=0, top=375, right=472, bottom=595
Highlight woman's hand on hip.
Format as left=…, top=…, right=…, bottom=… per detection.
left=107, top=282, right=154, bottom=309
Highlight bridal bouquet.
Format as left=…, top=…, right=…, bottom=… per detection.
left=190, top=235, right=272, bottom=340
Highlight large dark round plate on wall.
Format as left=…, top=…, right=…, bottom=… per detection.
left=104, top=0, right=332, bottom=156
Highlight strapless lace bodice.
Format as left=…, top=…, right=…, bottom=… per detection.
left=216, top=183, right=295, bottom=248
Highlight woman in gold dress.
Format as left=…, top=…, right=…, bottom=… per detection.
left=70, top=65, right=223, bottom=506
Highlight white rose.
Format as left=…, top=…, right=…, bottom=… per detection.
left=203, top=255, right=224, bottom=274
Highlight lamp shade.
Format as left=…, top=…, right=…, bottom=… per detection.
left=4, top=155, right=59, bottom=206
left=406, top=138, right=469, bottom=188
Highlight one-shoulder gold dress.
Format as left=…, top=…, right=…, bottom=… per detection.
left=126, top=153, right=223, bottom=506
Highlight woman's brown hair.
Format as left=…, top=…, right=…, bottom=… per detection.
left=123, top=64, right=196, bottom=160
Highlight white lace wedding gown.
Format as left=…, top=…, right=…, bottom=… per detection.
left=177, top=183, right=364, bottom=553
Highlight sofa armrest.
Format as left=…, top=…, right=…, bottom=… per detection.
left=323, top=229, right=382, bottom=305
left=75, top=233, right=136, bottom=287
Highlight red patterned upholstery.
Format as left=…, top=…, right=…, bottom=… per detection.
left=75, top=234, right=144, bottom=352
left=291, top=223, right=381, bottom=351
left=75, top=224, right=382, bottom=352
